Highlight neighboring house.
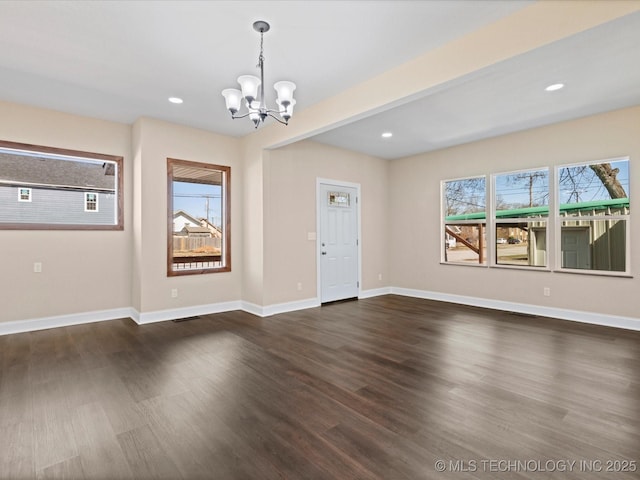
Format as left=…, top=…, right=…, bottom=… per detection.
left=199, top=218, right=222, bottom=238
left=180, top=225, right=212, bottom=237
left=172, top=210, right=202, bottom=233
left=173, top=210, right=222, bottom=237
left=0, top=152, right=116, bottom=225
left=173, top=219, right=221, bottom=259
left=173, top=212, right=221, bottom=257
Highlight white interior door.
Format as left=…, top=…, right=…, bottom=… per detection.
left=319, top=183, right=359, bottom=303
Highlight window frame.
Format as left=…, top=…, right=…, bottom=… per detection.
left=0, top=140, right=124, bottom=230
left=554, top=157, right=631, bottom=276
left=491, top=167, right=550, bottom=270
left=442, top=157, right=631, bottom=277
left=441, top=175, right=487, bottom=267
left=84, top=192, right=98, bottom=212
left=18, top=187, right=32, bottom=202
left=167, top=158, right=231, bottom=276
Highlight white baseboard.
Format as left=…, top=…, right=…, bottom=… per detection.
left=244, top=297, right=321, bottom=317
left=132, top=297, right=319, bottom=323
left=359, top=287, right=392, bottom=299
left=390, top=287, right=640, bottom=332
left=133, top=300, right=243, bottom=325
left=0, top=307, right=135, bottom=336
left=3, top=288, right=638, bottom=335
left=240, top=301, right=264, bottom=317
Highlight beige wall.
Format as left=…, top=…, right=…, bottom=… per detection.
left=239, top=134, right=266, bottom=306
left=263, top=140, right=389, bottom=305
left=0, top=101, right=133, bottom=322
left=390, top=105, right=640, bottom=319
left=3, top=2, right=640, bottom=325
left=0, top=106, right=243, bottom=324
left=132, top=118, right=242, bottom=314
left=2, top=102, right=639, bottom=325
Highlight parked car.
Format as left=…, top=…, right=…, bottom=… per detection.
left=507, top=237, right=521, bottom=244
left=497, top=238, right=507, bottom=244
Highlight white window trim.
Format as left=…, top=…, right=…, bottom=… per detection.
left=554, top=158, right=631, bottom=276
left=491, top=168, right=551, bottom=270
left=441, top=175, right=488, bottom=266
left=18, top=187, right=32, bottom=202
left=84, top=192, right=99, bottom=212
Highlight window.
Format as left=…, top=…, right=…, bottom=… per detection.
left=167, top=158, right=230, bottom=276
left=494, top=168, right=549, bottom=268
left=442, top=176, right=487, bottom=265
left=557, top=158, right=629, bottom=273
left=0, top=140, right=123, bottom=230
left=442, top=157, right=631, bottom=276
left=18, top=188, right=31, bottom=202
left=328, top=191, right=350, bottom=207
left=85, top=192, right=98, bottom=212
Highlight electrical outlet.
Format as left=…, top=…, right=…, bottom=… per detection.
left=378, top=273, right=382, bottom=281
left=171, top=288, right=178, bottom=298
left=33, top=262, right=42, bottom=273
left=297, top=282, right=302, bottom=291
left=543, top=287, right=551, bottom=297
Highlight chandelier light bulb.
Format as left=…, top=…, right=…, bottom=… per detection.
left=221, top=89, right=242, bottom=114
left=278, top=99, right=296, bottom=121
left=237, top=75, right=261, bottom=104
left=274, top=81, right=296, bottom=106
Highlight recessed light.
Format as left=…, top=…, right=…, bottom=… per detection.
left=381, top=132, right=393, bottom=138
left=544, top=83, right=564, bottom=92
left=168, top=97, right=184, bottom=104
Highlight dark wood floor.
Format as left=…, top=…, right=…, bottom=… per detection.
left=1, top=295, right=639, bottom=479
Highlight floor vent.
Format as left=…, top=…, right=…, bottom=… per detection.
left=507, top=311, right=537, bottom=318
left=172, top=316, right=201, bottom=323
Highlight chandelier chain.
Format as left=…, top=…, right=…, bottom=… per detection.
left=257, top=32, right=264, bottom=69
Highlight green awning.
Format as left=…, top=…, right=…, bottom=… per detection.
left=445, top=198, right=629, bottom=222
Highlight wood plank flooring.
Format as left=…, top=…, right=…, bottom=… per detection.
left=1, top=295, right=639, bottom=479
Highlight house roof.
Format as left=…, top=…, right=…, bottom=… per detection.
left=0, top=151, right=116, bottom=191
left=181, top=226, right=211, bottom=234
left=173, top=210, right=201, bottom=226
left=199, top=218, right=221, bottom=233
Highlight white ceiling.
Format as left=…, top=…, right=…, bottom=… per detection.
left=0, top=1, right=638, bottom=160
left=312, top=11, right=640, bottom=159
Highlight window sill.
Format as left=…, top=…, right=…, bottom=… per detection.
left=555, top=268, right=633, bottom=279
left=491, top=264, right=551, bottom=273
left=440, top=261, right=487, bottom=267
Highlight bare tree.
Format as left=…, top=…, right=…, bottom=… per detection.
left=559, top=162, right=627, bottom=201
left=445, top=178, right=485, bottom=216
left=445, top=162, right=627, bottom=216
left=589, top=163, right=627, bottom=199
left=507, top=171, right=548, bottom=207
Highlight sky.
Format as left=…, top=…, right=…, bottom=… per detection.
left=173, top=181, right=222, bottom=227
left=495, top=160, right=630, bottom=208
left=447, top=159, right=630, bottom=215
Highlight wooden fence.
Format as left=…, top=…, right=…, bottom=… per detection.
left=173, top=236, right=221, bottom=253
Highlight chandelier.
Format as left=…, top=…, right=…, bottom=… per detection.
left=221, top=21, right=296, bottom=128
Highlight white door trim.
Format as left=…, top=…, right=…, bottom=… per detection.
left=316, top=178, right=362, bottom=303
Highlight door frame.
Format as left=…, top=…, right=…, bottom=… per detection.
left=316, top=178, right=362, bottom=303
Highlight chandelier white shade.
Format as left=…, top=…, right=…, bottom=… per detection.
left=221, top=21, right=296, bottom=128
